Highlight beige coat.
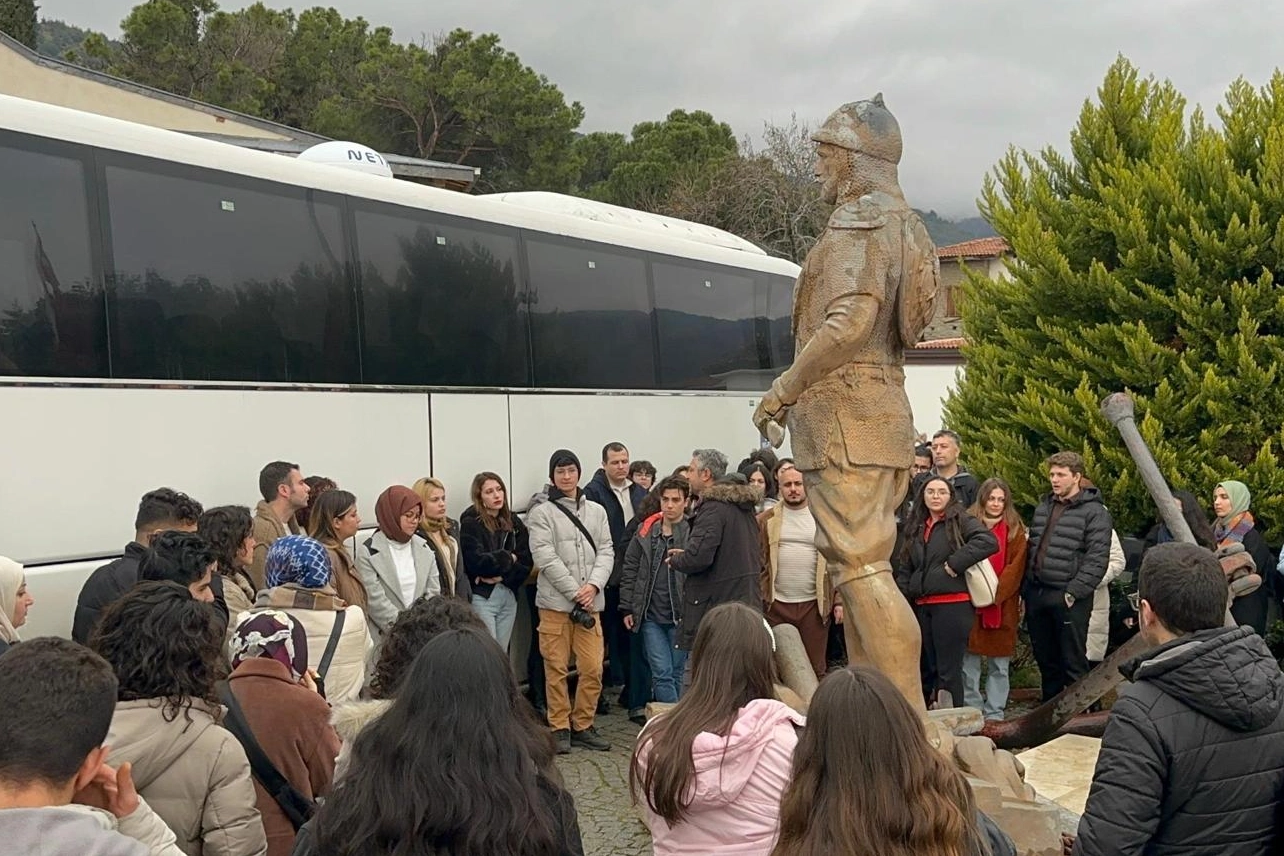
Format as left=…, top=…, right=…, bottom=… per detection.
left=757, top=504, right=830, bottom=616
left=106, top=699, right=267, bottom=856
left=249, top=501, right=301, bottom=590
left=279, top=602, right=372, bottom=703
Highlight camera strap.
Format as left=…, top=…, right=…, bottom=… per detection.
left=550, top=499, right=598, bottom=554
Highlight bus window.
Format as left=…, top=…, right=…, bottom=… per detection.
left=354, top=206, right=529, bottom=387
left=765, top=273, right=795, bottom=371
left=0, top=137, right=106, bottom=378
left=524, top=237, right=655, bottom=390
left=652, top=262, right=759, bottom=390
left=103, top=159, right=358, bottom=383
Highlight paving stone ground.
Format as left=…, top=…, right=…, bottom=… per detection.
left=555, top=708, right=651, bottom=856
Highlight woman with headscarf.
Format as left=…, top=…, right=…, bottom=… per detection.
left=1212, top=480, right=1274, bottom=634
left=255, top=534, right=371, bottom=702
left=0, top=556, right=34, bottom=656
left=413, top=477, right=470, bottom=601
left=356, top=486, right=441, bottom=645
left=226, top=611, right=341, bottom=856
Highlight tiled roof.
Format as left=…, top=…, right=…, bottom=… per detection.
left=915, top=337, right=966, bottom=350
left=936, top=237, right=1010, bottom=259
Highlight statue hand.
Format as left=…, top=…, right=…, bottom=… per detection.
left=753, top=390, right=788, bottom=448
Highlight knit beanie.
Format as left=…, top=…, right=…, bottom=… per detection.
left=549, top=449, right=581, bottom=481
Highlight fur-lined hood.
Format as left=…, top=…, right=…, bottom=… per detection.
left=700, top=479, right=760, bottom=511
left=329, top=698, right=392, bottom=744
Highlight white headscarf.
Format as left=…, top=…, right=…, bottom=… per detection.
left=0, top=557, right=25, bottom=644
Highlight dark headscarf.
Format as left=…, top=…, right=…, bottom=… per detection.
left=229, top=610, right=309, bottom=681
left=376, top=485, right=422, bottom=544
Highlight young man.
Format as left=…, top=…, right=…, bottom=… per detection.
left=526, top=449, right=615, bottom=754
left=72, top=488, right=204, bottom=644
left=0, top=638, right=185, bottom=856
left=928, top=430, right=979, bottom=507
left=1073, top=542, right=1284, bottom=856
left=138, top=531, right=220, bottom=606
left=669, top=448, right=763, bottom=651
left=250, top=461, right=310, bottom=589
left=1023, top=451, right=1113, bottom=700
left=619, top=476, right=691, bottom=704
left=758, top=464, right=832, bottom=679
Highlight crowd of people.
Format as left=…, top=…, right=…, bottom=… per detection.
left=0, top=431, right=1282, bottom=856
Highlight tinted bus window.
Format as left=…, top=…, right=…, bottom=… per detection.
left=525, top=237, right=655, bottom=389
left=0, top=137, right=107, bottom=378
left=103, top=160, right=358, bottom=383
left=356, top=206, right=528, bottom=386
left=652, top=262, right=758, bottom=389
left=765, top=273, right=795, bottom=370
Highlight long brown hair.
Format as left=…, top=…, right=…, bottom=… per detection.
left=306, top=489, right=358, bottom=545
left=967, top=477, right=1025, bottom=537
left=772, top=666, right=983, bottom=856
left=629, top=602, right=778, bottom=824
left=470, top=472, right=514, bottom=533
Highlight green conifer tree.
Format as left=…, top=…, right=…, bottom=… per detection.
left=945, top=57, right=1284, bottom=539
left=0, top=0, right=38, bottom=49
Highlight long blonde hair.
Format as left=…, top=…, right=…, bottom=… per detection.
left=412, top=477, right=449, bottom=535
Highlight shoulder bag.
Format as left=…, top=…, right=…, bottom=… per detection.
left=953, top=522, right=999, bottom=608
left=217, top=681, right=317, bottom=830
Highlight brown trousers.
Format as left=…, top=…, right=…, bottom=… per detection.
left=538, top=608, right=604, bottom=732
left=766, top=599, right=829, bottom=679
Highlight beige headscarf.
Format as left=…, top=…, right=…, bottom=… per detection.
left=0, top=556, right=26, bottom=644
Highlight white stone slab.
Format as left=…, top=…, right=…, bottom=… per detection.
left=1017, top=734, right=1101, bottom=817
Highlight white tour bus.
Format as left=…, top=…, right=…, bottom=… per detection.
left=0, top=94, right=954, bottom=644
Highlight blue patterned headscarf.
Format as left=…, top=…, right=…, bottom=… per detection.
left=265, top=535, right=333, bottom=590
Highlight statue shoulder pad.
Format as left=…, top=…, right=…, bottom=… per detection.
left=828, top=196, right=887, bottom=230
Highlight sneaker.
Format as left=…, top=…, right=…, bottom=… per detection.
left=571, top=726, right=612, bottom=751
left=552, top=729, right=572, bottom=755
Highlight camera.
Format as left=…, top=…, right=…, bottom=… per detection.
left=569, top=604, right=596, bottom=629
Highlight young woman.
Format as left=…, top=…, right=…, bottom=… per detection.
left=90, top=581, right=268, bottom=856
left=307, top=489, right=367, bottom=611
left=961, top=478, right=1027, bottom=721
left=258, top=535, right=371, bottom=703
left=741, top=461, right=777, bottom=514
left=0, top=555, right=34, bottom=657
left=631, top=602, right=803, bottom=856
left=413, top=477, right=469, bottom=601
left=1213, top=480, right=1273, bottom=633
left=300, top=629, right=582, bottom=856
left=357, top=486, right=440, bottom=644
left=895, top=477, right=998, bottom=710
left=629, top=460, right=657, bottom=492
left=771, top=665, right=1014, bottom=856
left=226, top=611, right=340, bottom=856
left=459, top=471, right=533, bottom=651
left=198, top=505, right=258, bottom=624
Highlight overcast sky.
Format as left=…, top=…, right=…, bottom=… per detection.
left=43, top=0, right=1284, bottom=218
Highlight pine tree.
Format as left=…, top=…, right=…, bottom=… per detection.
left=0, top=0, right=38, bottom=49
left=945, top=57, right=1284, bottom=540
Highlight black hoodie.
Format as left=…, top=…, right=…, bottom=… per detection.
left=1074, top=626, right=1284, bottom=856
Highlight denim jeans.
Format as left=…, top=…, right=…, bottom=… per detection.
left=962, top=652, right=1011, bottom=720
left=472, top=586, right=518, bottom=652
left=639, top=620, right=687, bottom=704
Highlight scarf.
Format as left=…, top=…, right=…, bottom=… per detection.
left=0, top=556, right=24, bottom=645
left=978, top=519, right=1009, bottom=630
left=1214, top=481, right=1253, bottom=546
left=229, top=610, right=309, bottom=680
left=256, top=583, right=347, bottom=612
left=376, top=486, right=422, bottom=544
left=265, top=534, right=334, bottom=590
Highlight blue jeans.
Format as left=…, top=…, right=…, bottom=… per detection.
left=472, top=586, right=518, bottom=652
left=962, top=652, right=1010, bottom=720
left=639, top=620, right=687, bottom=704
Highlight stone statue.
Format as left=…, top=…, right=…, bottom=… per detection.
left=753, top=94, right=940, bottom=713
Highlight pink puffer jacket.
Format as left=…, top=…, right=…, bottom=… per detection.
left=639, top=698, right=804, bottom=855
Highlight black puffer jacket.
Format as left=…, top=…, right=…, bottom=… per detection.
left=1025, top=487, right=1114, bottom=602
left=895, top=512, right=998, bottom=601
left=669, top=479, right=763, bottom=650
left=458, top=507, right=533, bottom=598
left=72, top=542, right=147, bottom=644
left=1074, top=626, right=1284, bottom=856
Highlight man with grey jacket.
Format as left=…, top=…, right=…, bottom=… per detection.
left=527, top=449, right=615, bottom=754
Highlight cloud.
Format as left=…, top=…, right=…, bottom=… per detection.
left=53, top=0, right=1284, bottom=217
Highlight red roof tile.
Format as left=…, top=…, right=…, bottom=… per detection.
left=915, top=337, right=966, bottom=350
left=936, top=237, right=1009, bottom=259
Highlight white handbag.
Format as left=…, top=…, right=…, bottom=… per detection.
left=964, top=557, right=999, bottom=608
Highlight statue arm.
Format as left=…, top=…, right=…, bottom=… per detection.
left=774, top=291, right=881, bottom=406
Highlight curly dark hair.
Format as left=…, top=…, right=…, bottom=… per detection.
left=88, top=581, right=224, bottom=722
left=370, top=596, right=486, bottom=699
left=197, top=506, right=253, bottom=574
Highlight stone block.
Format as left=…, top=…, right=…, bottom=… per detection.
left=644, top=702, right=674, bottom=721
left=927, top=705, right=984, bottom=736
left=954, top=736, right=1029, bottom=801
left=966, top=776, right=1004, bottom=815
left=772, top=623, right=819, bottom=703
left=990, top=799, right=1063, bottom=856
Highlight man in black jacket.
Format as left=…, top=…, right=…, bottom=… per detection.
left=1072, top=541, right=1284, bottom=856
left=1023, top=451, right=1113, bottom=701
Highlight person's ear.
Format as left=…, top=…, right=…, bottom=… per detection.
left=73, top=746, right=110, bottom=792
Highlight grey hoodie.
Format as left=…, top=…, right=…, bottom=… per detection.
left=0, top=800, right=186, bottom=856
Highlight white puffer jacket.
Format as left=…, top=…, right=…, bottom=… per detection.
left=1086, top=530, right=1126, bottom=662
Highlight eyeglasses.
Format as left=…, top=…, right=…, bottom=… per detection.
left=1127, top=592, right=1140, bottom=612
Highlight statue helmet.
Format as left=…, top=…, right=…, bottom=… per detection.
left=811, top=94, right=903, bottom=164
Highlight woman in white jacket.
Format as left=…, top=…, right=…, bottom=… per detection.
left=356, top=486, right=441, bottom=645
left=1085, top=530, right=1126, bottom=665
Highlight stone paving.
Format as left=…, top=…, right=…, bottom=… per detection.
left=555, top=708, right=651, bottom=856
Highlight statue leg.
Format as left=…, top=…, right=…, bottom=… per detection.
left=803, top=462, right=925, bottom=714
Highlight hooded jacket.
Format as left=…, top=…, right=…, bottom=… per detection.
left=527, top=488, right=614, bottom=613
left=639, top=698, right=803, bottom=856
left=669, top=480, right=764, bottom=650
left=105, top=699, right=268, bottom=856
left=582, top=469, right=648, bottom=586
left=620, top=512, right=690, bottom=631
left=0, top=800, right=186, bottom=856
left=1073, top=626, right=1284, bottom=856
left=1025, top=486, right=1114, bottom=602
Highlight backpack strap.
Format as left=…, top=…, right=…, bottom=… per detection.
left=316, top=608, right=346, bottom=681
left=217, top=681, right=316, bottom=830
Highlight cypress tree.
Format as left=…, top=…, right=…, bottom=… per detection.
left=945, top=57, right=1284, bottom=539
left=0, top=0, right=37, bottom=49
